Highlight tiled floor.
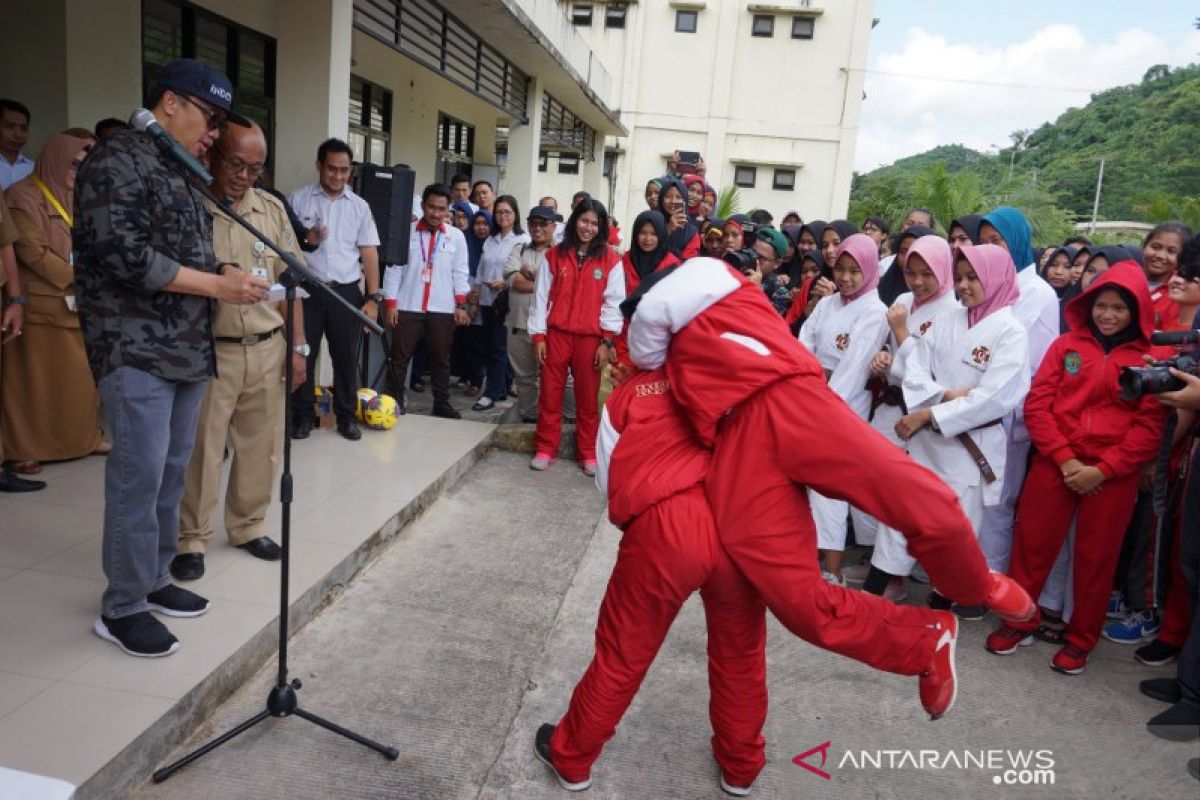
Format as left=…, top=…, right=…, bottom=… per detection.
left=0, top=414, right=493, bottom=791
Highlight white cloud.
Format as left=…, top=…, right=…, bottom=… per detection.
left=854, top=24, right=1200, bottom=172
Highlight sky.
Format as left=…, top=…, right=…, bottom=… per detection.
left=855, top=0, right=1200, bottom=172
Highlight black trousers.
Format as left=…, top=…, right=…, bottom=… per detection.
left=1177, top=443, right=1200, bottom=707
left=291, top=281, right=363, bottom=424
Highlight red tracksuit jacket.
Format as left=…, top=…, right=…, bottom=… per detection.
left=1023, top=261, right=1168, bottom=479
left=602, top=368, right=708, bottom=528
left=532, top=245, right=623, bottom=343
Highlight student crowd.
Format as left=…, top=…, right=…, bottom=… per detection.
left=0, top=55, right=1197, bottom=772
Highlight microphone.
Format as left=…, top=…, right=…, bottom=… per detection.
left=129, top=108, right=213, bottom=184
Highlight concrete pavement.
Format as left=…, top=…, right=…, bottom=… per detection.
left=134, top=452, right=1197, bottom=799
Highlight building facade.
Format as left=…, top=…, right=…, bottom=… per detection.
left=0, top=0, right=624, bottom=213
left=564, top=0, right=874, bottom=227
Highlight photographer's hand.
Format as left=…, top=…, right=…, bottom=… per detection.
left=1156, top=368, right=1200, bottom=410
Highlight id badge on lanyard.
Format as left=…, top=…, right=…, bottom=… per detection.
left=421, top=230, right=439, bottom=284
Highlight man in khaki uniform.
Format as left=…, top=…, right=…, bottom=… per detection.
left=171, top=122, right=308, bottom=580
left=0, top=187, right=42, bottom=491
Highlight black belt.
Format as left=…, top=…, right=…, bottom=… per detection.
left=326, top=279, right=359, bottom=288
left=879, top=385, right=904, bottom=407
left=215, top=328, right=281, bottom=346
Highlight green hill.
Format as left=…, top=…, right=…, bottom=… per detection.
left=850, top=63, right=1200, bottom=240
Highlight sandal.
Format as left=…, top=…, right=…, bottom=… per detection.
left=5, top=460, right=42, bottom=475
left=93, top=441, right=112, bottom=456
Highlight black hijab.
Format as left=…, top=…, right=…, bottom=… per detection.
left=798, top=220, right=829, bottom=254
left=950, top=214, right=983, bottom=245
left=877, top=224, right=937, bottom=306
left=1041, top=246, right=1080, bottom=297
left=629, top=210, right=671, bottom=279
left=827, top=219, right=859, bottom=242
left=657, top=176, right=698, bottom=258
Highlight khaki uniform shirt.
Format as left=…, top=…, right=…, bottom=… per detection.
left=0, top=188, right=18, bottom=289
left=206, top=188, right=304, bottom=338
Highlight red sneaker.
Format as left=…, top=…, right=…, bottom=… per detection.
left=919, top=611, right=958, bottom=721
left=1050, top=644, right=1088, bottom=675
left=985, top=625, right=1035, bottom=655
left=984, top=571, right=1036, bottom=622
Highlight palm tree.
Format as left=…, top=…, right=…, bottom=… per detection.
left=716, top=185, right=742, bottom=219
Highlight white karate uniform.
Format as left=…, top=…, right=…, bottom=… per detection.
left=871, top=305, right=1030, bottom=577
left=852, top=290, right=962, bottom=546
left=799, top=290, right=888, bottom=550
left=978, top=266, right=1060, bottom=571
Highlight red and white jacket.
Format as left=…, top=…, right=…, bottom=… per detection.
left=527, top=245, right=625, bottom=343
left=382, top=219, right=469, bottom=314
left=597, top=368, right=709, bottom=529
left=627, top=256, right=822, bottom=446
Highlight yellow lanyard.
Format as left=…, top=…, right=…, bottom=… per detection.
left=33, top=175, right=71, bottom=228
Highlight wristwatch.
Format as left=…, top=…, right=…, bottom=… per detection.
left=3, top=295, right=27, bottom=307
left=368, top=292, right=384, bottom=303
left=601, top=337, right=615, bottom=348
left=293, top=344, right=311, bottom=357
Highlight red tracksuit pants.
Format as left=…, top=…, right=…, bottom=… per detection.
left=536, top=331, right=602, bottom=462
left=1008, top=454, right=1140, bottom=652
left=550, top=486, right=768, bottom=787
left=706, top=376, right=993, bottom=676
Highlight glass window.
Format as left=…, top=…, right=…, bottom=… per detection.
left=735, top=166, right=757, bottom=188
left=605, top=4, right=627, bottom=29
left=675, top=10, right=698, bottom=33
left=792, top=17, right=815, bottom=40
left=558, top=155, right=580, bottom=175
left=571, top=3, right=593, bottom=26
left=773, top=169, right=796, bottom=190
left=538, top=153, right=548, bottom=173
left=752, top=15, right=775, bottom=38
left=350, top=75, right=392, bottom=165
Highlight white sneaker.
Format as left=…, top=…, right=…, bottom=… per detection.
left=883, top=578, right=909, bottom=603
left=720, top=775, right=751, bottom=797
left=841, top=563, right=870, bottom=584
left=821, top=570, right=845, bottom=587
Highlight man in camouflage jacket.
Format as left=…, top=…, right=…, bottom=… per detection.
left=74, top=59, right=269, bottom=658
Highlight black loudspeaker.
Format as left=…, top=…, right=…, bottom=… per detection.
left=356, top=163, right=415, bottom=266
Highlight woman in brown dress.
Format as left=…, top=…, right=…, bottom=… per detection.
left=2, top=133, right=104, bottom=470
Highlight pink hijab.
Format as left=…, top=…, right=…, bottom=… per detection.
left=832, top=233, right=880, bottom=301
left=958, top=244, right=1020, bottom=327
left=907, top=235, right=954, bottom=309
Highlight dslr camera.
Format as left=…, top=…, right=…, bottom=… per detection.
left=723, top=248, right=758, bottom=275
left=1118, top=329, right=1200, bottom=400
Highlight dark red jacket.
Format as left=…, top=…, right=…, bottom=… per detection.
left=615, top=251, right=681, bottom=368
left=1023, top=261, right=1168, bottom=479
left=603, top=368, right=708, bottom=528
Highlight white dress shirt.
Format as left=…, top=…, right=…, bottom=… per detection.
left=476, top=230, right=529, bottom=307
left=0, top=153, right=33, bottom=189
left=287, top=182, right=380, bottom=284
left=381, top=220, right=470, bottom=314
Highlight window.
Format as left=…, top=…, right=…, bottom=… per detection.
left=558, top=154, right=580, bottom=175
left=675, top=9, right=698, bottom=33
left=349, top=76, right=392, bottom=166
left=571, top=3, right=593, bottom=26
left=142, top=0, right=277, bottom=169
left=734, top=166, right=757, bottom=188
left=751, top=14, right=774, bottom=37
left=605, top=4, right=627, bottom=29
left=538, top=153, right=548, bottom=173
left=773, top=169, right=796, bottom=191
left=436, top=113, right=475, bottom=185
left=791, top=17, right=814, bottom=40
left=603, top=148, right=616, bottom=178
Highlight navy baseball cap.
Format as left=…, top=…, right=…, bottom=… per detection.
left=527, top=205, right=558, bottom=223
left=155, top=58, right=251, bottom=127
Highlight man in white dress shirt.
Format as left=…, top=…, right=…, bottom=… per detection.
left=287, top=138, right=381, bottom=441
left=0, top=100, right=34, bottom=189
left=381, top=183, right=471, bottom=419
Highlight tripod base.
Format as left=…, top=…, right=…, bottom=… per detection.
left=152, top=682, right=398, bottom=784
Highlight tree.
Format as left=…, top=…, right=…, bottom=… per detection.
left=910, top=163, right=985, bottom=231
left=715, top=185, right=742, bottom=219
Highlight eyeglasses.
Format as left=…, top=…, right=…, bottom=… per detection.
left=178, top=93, right=224, bottom=130
left=221, top=155, right=266, bottom=177
left=755, top=254, right=778, bottom=264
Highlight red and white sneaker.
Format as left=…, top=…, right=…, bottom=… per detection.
left=530, top=452, right=555, bottom=471
left=919, top=611, right=958, bottom=720
left=985, top=625, right=1035, bottom=655
left=1050, top=644, right=1089, bottom=675
left=984, top=571, right=1036, bottom=623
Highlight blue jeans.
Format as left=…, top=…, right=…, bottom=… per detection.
left=480, top=305, right=509, bottom=401
left=99, top=366, right=207, bottom=618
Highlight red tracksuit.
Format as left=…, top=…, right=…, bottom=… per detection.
left=1007, top=262, right=1168, bottom=652
left=627, top=258, right=993, bottom=677
left=532, top=245, right=623, bottom=462
left=550, top=368, right=767, bottom=787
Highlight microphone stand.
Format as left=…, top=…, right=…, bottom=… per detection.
left=152, top=175, right=397, bottom=783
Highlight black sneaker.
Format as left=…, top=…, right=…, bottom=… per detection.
left=93, top=613, right=179, bottom=657
left=927, top=591, right=953, bottom=611
left=1140, top=677, right=1183, bottom=705
left=432, top=402, right=462, bottom=420
left=291, top=417, right=313, bottom=440
left=534, top=724, right=591, bottom=792
left=0, top=470, right=46, bottom=492
left=337, top=420, right=362, bottom=441
left=147, top=584, right=211, bottom=618
left=953, top=603, right=987, bottom=621
left=1136, top=639, right=1181, bottom=666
